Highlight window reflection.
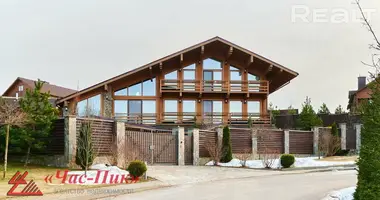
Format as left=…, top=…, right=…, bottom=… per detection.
left=165, top=71, right=178, bottom=79
left=76, top=94, right=101, bottom=117
left=143, top=79, right=156, bottom=96
left=203, top=58, right=222, bottom=70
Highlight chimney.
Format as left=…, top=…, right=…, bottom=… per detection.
left=358, top=76, right=366, bottom=90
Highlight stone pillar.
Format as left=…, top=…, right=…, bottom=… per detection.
left=284, top=130, right=290, bottom=154
left=355, top=124, right=362, bottom=153
left=312, top=127, right=319, bottom=155
left=64, top=116, right=77, bottom=166
left=339, top=123, right=347, bottom=150
left=115, top=121, right=126, bottom=167
left=103, top=90, right=113, bottom=118
left=217, top=127, right=223, bottom=144
left=251, top=129, right=258, bottom=157
left=177, top=127, right=185, bottom=166
left=193, top=128, right=200, bottom=166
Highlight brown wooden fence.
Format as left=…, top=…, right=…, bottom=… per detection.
left=199, top=130, right=217, bottom=157
left=230, top=128, right=252, bottom=153
left=289, top=130, right=313, bottom=154
left=48, top=118, right=65, bottom=155
left=125, top=125, right=177, bottom=164
left=76, top=118, right=114, bottom=156
left=257, top=130, right=284, bottom=154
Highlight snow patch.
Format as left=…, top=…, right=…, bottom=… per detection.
left=66, top=164, right=129, bottom=185
left=206, top=157, right=355, bottom=169
left=325, top=187, right=355, bottom=200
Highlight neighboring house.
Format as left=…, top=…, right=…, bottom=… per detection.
left=347, top=76, right=372, bottom=113
left=56, top=36, right=299, bottom=125
left=2, top=77, right=77, bottom=99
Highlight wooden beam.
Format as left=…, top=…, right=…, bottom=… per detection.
left=149, top=66, right=153, bottom=78
left=159, top=63, right=163, bottom=71
left=104, top=84, right=109, bottom=91
left=247, top=55, right=254, bottom=67
left=201, top=46, right=205, bottom=55
left=266, top=64, right=273, bottom=75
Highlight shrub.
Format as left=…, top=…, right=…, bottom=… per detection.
left=280, top=154, right=295, bottom=168
left=220, top=126, right=233, bottom=163
left=127, top=160, right=147, bottom=177
left=75, top=121, right=95, bottom=170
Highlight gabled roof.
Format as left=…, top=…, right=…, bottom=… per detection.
left=57, top=36, right=299, bottom=103
left=2, top=77, right=77, bottom=98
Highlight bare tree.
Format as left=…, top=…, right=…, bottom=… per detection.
left=355, top=0, right=380, bottom=80
left=318, top=130, right=341, bottom=157
left=261, top=148, right=280, bottom=169
left=205, top=139, right=223, bottom=166
left=235, top=147, right=253, bottom=167
left=0, top=98, right=26, bottom=179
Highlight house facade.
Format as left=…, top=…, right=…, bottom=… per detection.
left=56, top=37, right=298, bottom=125
left=348, top=76, right=372, bottom=113
left=2, top=77, right=77, bottom=99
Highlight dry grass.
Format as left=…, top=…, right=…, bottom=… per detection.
left=318, top=156, right=358, bottom=162
left=0, top=162, right=152, bottom=199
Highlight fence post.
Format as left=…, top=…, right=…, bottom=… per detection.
left=284, top=130, right=290, bottom=154
left=251, top=129, right=258, bottom=158
left=193, top=128, right=200, bottom=166
left=312, top=127, right=319, bottom=155
left=355, top=124, right=362, bottom=153
left=339, top=123, right=347, bottom=150
left=177, top=127, right=185, bottom=166
left=217, top=127, right=223, bottom=143
left=64, top=116, right=77, bottom=167
left=115, top=121, right=126, bottom=167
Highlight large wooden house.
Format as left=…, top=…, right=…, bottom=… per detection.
left=56, top=37, right=298, bottom=126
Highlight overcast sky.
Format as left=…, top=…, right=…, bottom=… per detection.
left=1, top=0, right=379, bottom=112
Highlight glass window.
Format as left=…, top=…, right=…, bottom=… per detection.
left=230, top=101, right=242, bottom=113
left=77, top=100, right=87, bottom=117
left=128, top=83, right=142, bottom=96
left=203, top=101, right=212, bottom=113
left=165, top=71, right=178, bottom=79
left=230, top=71, right=241, bottom=81
left=248, top=101, right=260, bottom=118
left=213, top=101, right=223, bottom=113
left=164, top=100, right=177, bottom=112
left=143, top=101, right=156, bottom=114
left=143, top=78, right=156, bottom=96
left=88, top=95, right=101, bottom=116
left=114, top=100, right=128, bottom=116
left=128, top=100, right=142, bottom=115
left=184, top=63, right=196, bottom=69
left=183, top=100, right=196, bottom=113
left=213, top=71, right=222, bottom=80
left=248, top=74, right=260, bottom=81
left=184, top=71, right=195, bottom=80
left=203, top=58, right=222, bottom=70
left=114, top=88, right=127, bottom=96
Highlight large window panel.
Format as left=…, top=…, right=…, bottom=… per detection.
left=184, top=71, right=195, bottom=80
left=77, top=100, right=87, bottom=117
left=143, top=79, right=156, bottom=96
left=114, top=100, right=128, bottom=116
left=248, top=101, right=261, bottom=118
left=248, top=74, right=260, bottom=81
left=203, top=58, right=222, bottom=70
left=87, top=95, right=101, bottom=116
left=165, top=71, right=178, bottom=79
left=183, top=100, right=196, bottom=113
left=114, top=88, right=127, bottom=96
left=143, top=101, right=156, bottom=123
left=128, top=83, right=142, bottom=96
left=164, top=100, right=178, bottom=121
left=213, top=101, right=223, bottom=113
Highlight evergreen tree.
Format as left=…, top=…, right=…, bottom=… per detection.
left=296, top=97, right=322, bottom=130
left=220, top=126, right=232, bottom=163
left=18, top=79, right=58, bottom=166
left=287, top=105, right=297, bottom=115
left=354, top=82, right=380, bottom=199
left=335, top=105, right=346, bottom=114
left=76, top=121, right=95, bottom=172
left=318, top=103, right=330, bottom=114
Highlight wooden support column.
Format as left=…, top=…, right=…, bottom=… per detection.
left=242, top=100, right=248, bottom=120
left=223, top=99, right=229, bottom=125
left=156, top=74, right=164, bottom=123
left=178, top=99, right=183, bottom=123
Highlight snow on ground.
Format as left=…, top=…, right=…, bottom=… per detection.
left=66, top=164, right=129, bottom=185
left=206, top=157, right=356, bottom=169
left=324, top=187, right=355, bottom=200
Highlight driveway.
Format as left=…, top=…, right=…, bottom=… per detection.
left=107, top=167, right=357, bottom=200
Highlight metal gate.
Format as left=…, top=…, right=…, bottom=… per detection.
left=184, top=132, right=193, bottom=165
left=125, top=126, right=178, bottom=165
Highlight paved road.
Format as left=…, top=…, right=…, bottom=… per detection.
left=107, top=169, right=356, bottom=200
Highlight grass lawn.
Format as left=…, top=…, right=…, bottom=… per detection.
left=0, top=162, right=152, bottom=199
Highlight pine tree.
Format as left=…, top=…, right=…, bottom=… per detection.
left=296, top=97, right=323, bottom=130
left=220, top=126, right=232, bottom=163
left=318, top=103, right=330, bottom=114
left=335, top=105, right=345, bottom=114
left=354, top=82, right=380, bottom=199
left=18, top=79, right=58, bottom=166
left=76, top=121, right=95, bottom=172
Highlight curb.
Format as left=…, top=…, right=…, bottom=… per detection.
left=280, top=164, right=357, bottom=171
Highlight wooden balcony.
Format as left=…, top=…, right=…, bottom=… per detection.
left=160, top=80, right=269, bottom=95
left=114, top=112, right=270, bottom=125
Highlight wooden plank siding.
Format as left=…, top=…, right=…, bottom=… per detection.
left=257, top=130, right=284, bottom=154
left=199, top=130, right=217, bottom=157
left=230, top=128, right=252, bottom=153
left=47, top=118, right=65, bottom=155
left=289, top=131, right=313, bottom=154
left=76, top=118, right=114, bottom=156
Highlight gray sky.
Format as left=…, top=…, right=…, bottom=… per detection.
left=1, top=0, right=379, bottom=112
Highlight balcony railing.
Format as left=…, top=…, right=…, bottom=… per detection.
left=160, top=80, right=269, bottom=94
left=114, top=112, right=270, bottom=125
